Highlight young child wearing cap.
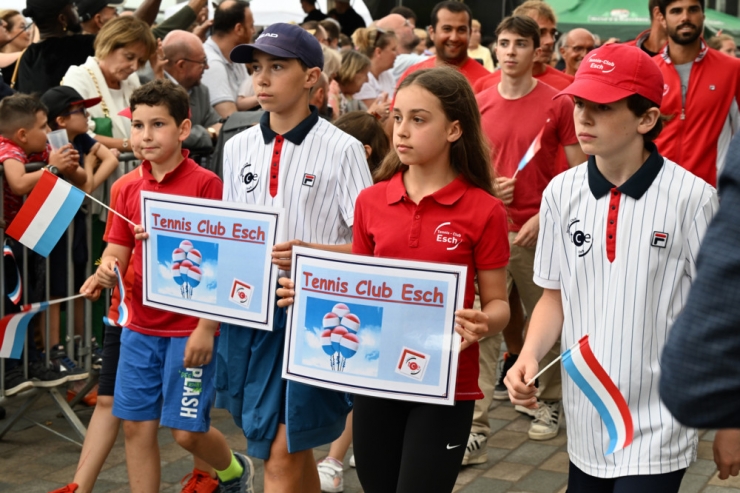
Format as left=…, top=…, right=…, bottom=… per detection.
left=218, top=22, right=372, bottom=491
left=81, top=79, right=251, bottom=493
left=504, top=43, right=731, bottom=491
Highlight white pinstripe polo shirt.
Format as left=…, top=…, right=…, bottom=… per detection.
left=534, top=144, right=718, bottom=478
left=223, top=107, right=373, bottom=247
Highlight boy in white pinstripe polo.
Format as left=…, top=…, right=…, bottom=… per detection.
left=215, top=23, right=373, bottom=492
left=504, top=43, right=733, bottom=491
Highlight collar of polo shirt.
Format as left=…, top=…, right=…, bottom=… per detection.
left=259, top=106, right=320, bottom=145
left=587, top=143, right=664, bottom=200
left=385, top=171, right=469, bottom=205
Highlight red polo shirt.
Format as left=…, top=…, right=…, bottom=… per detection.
left=398, top=56, right=492, bottom=89
left=107, top=151, right=223, bottom=337
left=353, top=172, right=510, bottom=400
left=473, top=65, right=574, bottom=93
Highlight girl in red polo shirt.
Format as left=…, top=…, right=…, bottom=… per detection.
left=281, top=67, right=510, bottom=491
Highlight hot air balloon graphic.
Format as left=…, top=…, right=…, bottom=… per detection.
left=168, top=240, right=213, bottom=299
left=186, top=248, right=202, bottom=266
left=332, top=303, right=350, bottom=318
left=338, top=333, right=359, bottom=371
left=321, top=329, right=336, bottom=370
left=171, top=261, right=184, bottom=297
left=179, top=240, right=193, bottom=253
left=172, top=248, right=186, bottom=263
left=187, top=265, right=202, bottom=298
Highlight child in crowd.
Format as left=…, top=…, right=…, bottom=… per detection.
left=220, top=23, right=373, bottom=492
left=504, top=43, right=730, bottom=492
left=314, top=109, right=389, bottom=492
left=279, top=67, right=511, bottom=492
left=82, top=79, right=251, bottom=493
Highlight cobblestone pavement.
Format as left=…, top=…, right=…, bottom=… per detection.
left=0, top=390, right=737, bottom=492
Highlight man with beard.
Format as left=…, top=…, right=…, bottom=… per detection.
left=559, top=28, right=595, bottom=76
left=473, top=1, right=574, bottom=93
left=161, top=30, right=222, bottom=155
left=653, top=0, right=740, bottom=186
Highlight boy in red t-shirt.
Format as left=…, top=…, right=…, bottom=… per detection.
left=466, top=15, right=587, bottom=464
left=83, top=80, right=252, bottom=493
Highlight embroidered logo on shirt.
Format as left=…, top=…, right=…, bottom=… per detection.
left=434, top=222, right=462, bottom=251
left=239, top=162, right=259, bottom=192
left=568, top=219, right=593, bottom=257
left=303, top=174, right=316, bottom=187
left=651, top=231, right=669, bottom=248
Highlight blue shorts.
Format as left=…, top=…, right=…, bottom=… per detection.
left=113, top=328, right=217, bottom=432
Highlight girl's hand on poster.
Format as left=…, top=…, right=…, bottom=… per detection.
left=271, top=239, right=306, bottom=270
left=184, top=324, right=215, bottom=367
left=276, top=277, right=295, bottom=307
left=80, top=274, right=103, bottom=301
left=504, top=354, right=539, bottom=409
left=134, top=225, right=149, bottom=241
left=455, top=309, right=489, bottom=352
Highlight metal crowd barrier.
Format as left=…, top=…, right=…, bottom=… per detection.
left=0, top=152, right=139, bottom=444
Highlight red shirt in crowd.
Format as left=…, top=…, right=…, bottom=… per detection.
left=473, top=65, right=574, bottom=93
left=398, top=56, right=492, bottom=89
left=107, top=151, right=222, bottom=337
left=0, top=137, right=49, bottom=225
left=477, top=81, right=579, bottom=231
left=352, top=172, right=510, bottom=400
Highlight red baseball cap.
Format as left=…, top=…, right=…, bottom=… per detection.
left=555, top=43, right=664, bottom=106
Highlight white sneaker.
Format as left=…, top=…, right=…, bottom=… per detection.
left=349, top=454, right=355, bottom=468
left=514, top=404, right=537, bottom=417
left=461, top=433, right=488, bottom=466
left=528, top=401, right=561, bottom=441
left=317, top=458, right=344, bottom=492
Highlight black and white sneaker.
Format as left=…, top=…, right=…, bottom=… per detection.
left=4, top=367, right=35, bottom=396
left=50, top=345, right=89, bottom=382
left=28, top=361, right=68, bottom=388
left=462, top=433, right=488, bottom=466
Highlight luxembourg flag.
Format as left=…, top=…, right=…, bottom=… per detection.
left=562, top=334, right=634, bottom=455
left=516, top=122, right=547, bottom=172
left=6, top=171, right=85, bottom=257
left=3, top=244, right=22, bottom=304
left=114, top=263, right=132, bottom=327
left=0, top=302, right=49, bottom=358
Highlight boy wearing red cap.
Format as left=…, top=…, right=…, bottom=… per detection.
left=504, top=43, right=729, bottom=490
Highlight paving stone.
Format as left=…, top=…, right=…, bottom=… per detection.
left=489, top=430, right=529, bottom=450
left=698, top=441, right=715, bottom=460
left=505, top=442, right=558, bottom=466
left=482, top=461, right=533, bottom=481
left=456, top=465, right=484, bottom=484
left=703, top=487, right=740, bottom=493
left=506, top=416, right=534, bottom=433
left=687, top=458, right=718, bottom=477
left=488, top=418, right=510, bottom=434
left=539, top=451, right=570, bottom=473
left=513, top=469, right=568, bottom=493
left=678, top=473, right=708, bottom=493
left=490, top=405, right=522, bottom=420
left=702, top=430, right=717, bottom=441
left=709, top=472, right=740, bottom=488
left=458, top=476, right=511, bottom=493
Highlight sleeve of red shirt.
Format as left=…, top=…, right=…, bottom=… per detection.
left=555, top=97, right=578, bottom=147
left=350, top=191, right=375, bottom=256
left=474, top=199, right=510, bottom=270
left=106, top=184, right=136, bottom=249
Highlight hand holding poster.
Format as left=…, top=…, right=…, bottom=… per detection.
left=141, top=192, right=283, bottom=330
left=283, top=247, right=466, bottom=405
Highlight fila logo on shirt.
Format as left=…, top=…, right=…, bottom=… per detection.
left=434, top=222, right=462, bottom=250
left=568, top=219, right=592, bottom=257
left=239, top=162, right=259, bottom=192
left=179, top=368, right=203, bottom=419
left=303, top=174, right=316, bottom=187
left=651, top=231, right=669, bottom=248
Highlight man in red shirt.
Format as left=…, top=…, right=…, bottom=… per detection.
left=624, top=0, right=667, bottom=57
left=653, top=0, right=740, bottom=186
left=473, top=1, right=574, bottom=93
left=463, top=16, right=587, bottom=466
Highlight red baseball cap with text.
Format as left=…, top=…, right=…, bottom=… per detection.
left=555, top=43, right=664, bottom=106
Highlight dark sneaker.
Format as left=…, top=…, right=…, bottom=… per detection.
left=219, top=452, right=254, bottom=493
left=28, top=361, right=68, bottom=388
left=493, top=352, right=518, bottom=400
left=4, top=367, right=34, bottom=396
left=50, top=345, right=89, bottom=381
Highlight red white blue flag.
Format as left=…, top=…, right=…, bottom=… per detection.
left=562, top=334, right=634, bottom=455
left=516, top=123, right=546, bottom=172
left=6, top=171, right=84, bottom=257
left=0, top=302, right=49, bottom=358
left=114, top=263, right=132, bottom=327
left=3, top=243, right=22, bottom=304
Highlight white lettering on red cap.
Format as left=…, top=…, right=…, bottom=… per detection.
left=587, top=55, right=616, bottom=73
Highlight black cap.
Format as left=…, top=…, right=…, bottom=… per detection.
left=23, top=0, right=74, bottom=19
left=230, top=23, right=324, bottom=70
left=41, top=86, right=102, bottom=121
left=76, top=0, right=124, bottom=22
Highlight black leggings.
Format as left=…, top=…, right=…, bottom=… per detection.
left=353, top=396, right=474, bottom=493
left=567, top=461, right=686, bottom=493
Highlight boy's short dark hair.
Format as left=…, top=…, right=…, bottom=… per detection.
left=130, top=79, right=190, bottom=126
left=0, top=94, right=47, bottom=136
left=319, top=19, right=340, bottom=43
left=626, top=94, right=663, bottom=144
left=658, top=0, right=704, bottom=16
left=390, top=6, right=417, bottom=22
left=213, top=0, right=250, bottom=36
left=495, top=15, right=541, bottom=49
left=430, top=1, right=472, bottom=30
left=649, top=0, right=661, bottom=19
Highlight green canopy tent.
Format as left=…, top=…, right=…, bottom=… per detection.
left=547, top=0, right=740, bottom=43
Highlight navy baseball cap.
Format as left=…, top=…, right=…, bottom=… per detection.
left=230, top=23, right=324, bottom=70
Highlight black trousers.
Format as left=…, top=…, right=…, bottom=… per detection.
left=567, top=461, right=686, bottom=493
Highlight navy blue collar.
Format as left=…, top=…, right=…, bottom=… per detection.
left=259, top=106, right=319, bottom=145
left=587, top=143, right=664, bottom=199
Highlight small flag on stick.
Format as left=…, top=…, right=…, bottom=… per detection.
left=0, top=302, right=49, bottom=358
left=114, top=263, right=132, bottom=327
left=513, top=123, right=547, bottom=177
left=3, top=243, right=22, bottom=304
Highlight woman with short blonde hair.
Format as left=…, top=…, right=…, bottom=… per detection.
left=352, top=27, right=398, bottom=109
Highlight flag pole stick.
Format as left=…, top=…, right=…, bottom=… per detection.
left=40, top=293, right=86, bottom=307
left=526, top=335, right=587, bottom=386
left=84, top=192, right=137, bottom=227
